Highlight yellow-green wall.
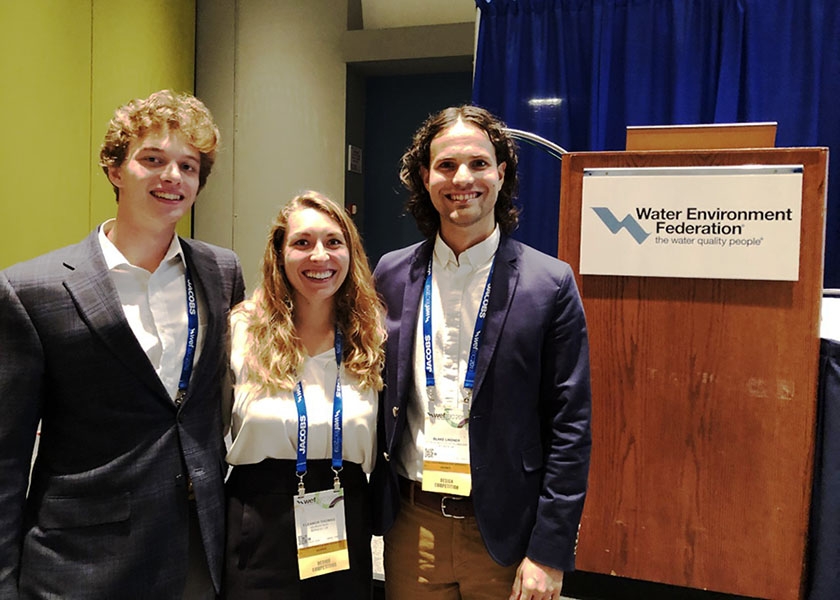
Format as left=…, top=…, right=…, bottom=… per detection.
left=0, top=1, right=196, bottom=270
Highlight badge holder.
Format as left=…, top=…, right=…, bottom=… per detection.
left=293, top=468, right=350, bottom=579
left=421, top=387, right=473, bottom=496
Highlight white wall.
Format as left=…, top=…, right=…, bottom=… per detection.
left=195, top=0, right=474, bottom=291
left=197, top=0, right=349, bottom=290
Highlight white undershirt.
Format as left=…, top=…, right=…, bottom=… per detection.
left=226, top=311, right=378, bottom=473
left=398, top=226, right=500, bottom=482
left=98, top=220, right=205, bottom=400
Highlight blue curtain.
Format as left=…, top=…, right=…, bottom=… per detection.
left=473, top=0, right=840, bottom=287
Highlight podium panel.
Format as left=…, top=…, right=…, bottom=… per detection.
left=558, top=148, right=828, bottom=600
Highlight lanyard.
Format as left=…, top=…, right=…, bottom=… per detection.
left=175, top=264, right=198, bottom=406
left=294, top=329, right=344, bottom=494
left=422, top=256, right=495, bottom=400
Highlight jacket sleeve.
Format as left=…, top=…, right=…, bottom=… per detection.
left=221, top=252, right=245, bottom=442
left=231, top=256, right=246, bottom=307
left=0, top=273, right=44, bottom=599
left=527, top=267, right=592, bottom=571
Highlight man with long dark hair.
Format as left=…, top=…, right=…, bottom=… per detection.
left=372, top=105, right=592, bottom=600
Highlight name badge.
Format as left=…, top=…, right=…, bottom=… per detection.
left=294, top=488, right=350, bottom=579
left=422, top=407, right=471, bottom=496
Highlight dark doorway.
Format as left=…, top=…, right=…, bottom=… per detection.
left=359, top=71, right=472, bottom=266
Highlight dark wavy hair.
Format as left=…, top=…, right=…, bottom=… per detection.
left=399, top=105, right=520, bottom=238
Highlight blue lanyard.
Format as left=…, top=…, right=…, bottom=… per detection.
left=175, top=264, right=198, bottom=406
left=422, top=256, right=495, bottom=399
left=294, top=329, right=344, bottom=494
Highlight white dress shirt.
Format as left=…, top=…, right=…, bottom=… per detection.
left=98, top=220, right=205, bottom=401
left=398, top=226, right=500, bottom=481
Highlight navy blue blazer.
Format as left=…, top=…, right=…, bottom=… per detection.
left=0, top=230, right=245, bottom=598
left=370, top=235, right=591, bottom=571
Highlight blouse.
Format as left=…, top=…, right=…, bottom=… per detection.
left=226, top=312, right=377, bottom=473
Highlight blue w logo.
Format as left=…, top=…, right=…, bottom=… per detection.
left=591, top=207, right=650, bottom=244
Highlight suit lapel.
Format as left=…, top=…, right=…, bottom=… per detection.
left=396, top=240, right=434, bottom=411
left=181, top=239, right=224, bottom=402
left=470, top=236, right=519, bottom=402
left=62, top=231, right=170, bottom=400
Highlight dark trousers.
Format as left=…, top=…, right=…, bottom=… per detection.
left=223, top=459, right=372, bottom=600
left=185, top=499, right=216, bottom=599
left=808, top=339, right=840, bottom=599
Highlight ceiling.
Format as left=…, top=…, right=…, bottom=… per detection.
left=361, top=0, right=476, bottom=29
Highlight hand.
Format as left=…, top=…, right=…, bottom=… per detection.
left=509, top=557, right=564, bottom=600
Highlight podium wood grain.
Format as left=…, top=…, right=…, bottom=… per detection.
left=558, top=148, right=828, bottom=600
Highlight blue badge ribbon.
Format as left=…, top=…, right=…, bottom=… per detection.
left=176, top=264, right=198, bottom=405
left=294, top=329, right=345, bottom=483
left=422, top=257, right=495, bottom=398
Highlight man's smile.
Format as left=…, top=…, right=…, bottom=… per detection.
left=151, top=190, right=184, bottom=201
left=447, top=191, right=481, bottom=202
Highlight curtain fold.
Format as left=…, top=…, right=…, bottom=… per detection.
left=473, top=0, right=840, bottom=286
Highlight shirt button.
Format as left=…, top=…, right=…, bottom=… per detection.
left=392, top=406, right=399, bottom=418
left=383, top=452, right=390, bottom=462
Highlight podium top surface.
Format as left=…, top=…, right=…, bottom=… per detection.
left=626, top=122, right=777, bottom=150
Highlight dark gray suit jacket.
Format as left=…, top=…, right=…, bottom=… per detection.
left=0, top=230, right=245, bottom=599
left=371, top=235, right=591, bottom=572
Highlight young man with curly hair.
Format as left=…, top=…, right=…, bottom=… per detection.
left=0, top=90, right=245, bottom=598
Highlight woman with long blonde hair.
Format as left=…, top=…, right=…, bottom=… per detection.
left=223, top=192, right=385, bottom=599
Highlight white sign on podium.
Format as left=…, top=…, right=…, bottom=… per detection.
left=580, top=165, right=803, bottom=281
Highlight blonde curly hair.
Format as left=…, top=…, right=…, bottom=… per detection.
left=99, top=89, right=220, bottom=200
left=234, top=191, right=385, bottom=394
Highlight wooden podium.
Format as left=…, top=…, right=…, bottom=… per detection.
left=558, top=147, right=828, bottom=600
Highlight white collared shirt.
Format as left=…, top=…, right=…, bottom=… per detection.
left=398, top=226, right=501, bottom=481
left=98, top=220, right=205, bottom=401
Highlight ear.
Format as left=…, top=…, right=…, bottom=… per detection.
left=497, top=161, right=507, bottom=183
left=421, top=166, right=430, bottom=191
left=107, top=165, right=124, bottom=189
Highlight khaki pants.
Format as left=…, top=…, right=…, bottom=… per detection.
left=383, top=495, right=518, bottom=599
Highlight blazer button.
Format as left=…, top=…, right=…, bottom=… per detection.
left=383, top=452, right=390, bottom=462
left=392, top=406, right=399, bottom=418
